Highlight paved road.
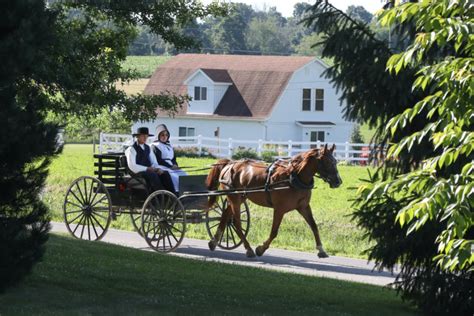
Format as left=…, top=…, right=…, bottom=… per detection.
left=51, top=222, right=398, bottom=287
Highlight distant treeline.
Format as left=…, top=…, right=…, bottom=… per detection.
left=128, top=2, right=385, bottom=56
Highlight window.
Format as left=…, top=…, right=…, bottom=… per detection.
left=302, top=89, right=311, bottom=111
left=315, top=89, right=324, bottom=111
left=194, top=86, right=207, bottom=101
left=179, top=127, right=195, bottom=141
left=310, top=131, right=325, bottom=148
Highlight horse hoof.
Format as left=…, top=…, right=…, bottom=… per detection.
left=255, top=245, right=266, bottom=257
left=318, top=251, right=329, bottom=258
left=208, top=240, right=216, bottom=251
left=246, top=248, right=256, bottom=258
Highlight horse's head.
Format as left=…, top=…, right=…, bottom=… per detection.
left=316, top=144, right=342, bottom=188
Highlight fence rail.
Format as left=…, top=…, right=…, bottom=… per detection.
left=99, top=133, right=378, bottom=163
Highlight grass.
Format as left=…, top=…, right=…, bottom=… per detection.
left=0, top=234, right=417, bottom=315
left=45, top=144, right=375, bottom=259
left=121, top=55, right=172, bottom=78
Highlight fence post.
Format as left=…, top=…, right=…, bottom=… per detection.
left=345, top=142, right=350, bottom=161
left=197, top=135, right=202, bottom=156
left=257, top=139, right=263, bottom=157
left=288, top=140, right=292, bottom=157
left=98, top=132, right=103, bottom=153
left=228, top=138, right=233, bottom=158
left=316, top=140, right=320, bottom=149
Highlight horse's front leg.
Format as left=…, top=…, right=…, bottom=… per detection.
left=297, top=205, right=329, bottom=258
left=255, top=208, right=285, bottom=257
left=208, top=200, right=232, bottom=251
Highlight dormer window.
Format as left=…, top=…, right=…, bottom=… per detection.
left=194, top=86, right=207, bottom=101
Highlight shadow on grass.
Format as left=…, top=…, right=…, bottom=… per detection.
left=0, top=234, right=417, bottom=315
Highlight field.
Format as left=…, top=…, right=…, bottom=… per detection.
left=0, top=234, right=416, bottom=315
left=44, top=144, right=375, bottom=259
left=121, top=55, right=171, bottom=78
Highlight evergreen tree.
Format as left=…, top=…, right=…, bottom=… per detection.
left=304, top=0, right=473, bottom=313
left=0, top=0, right=225, bottom=292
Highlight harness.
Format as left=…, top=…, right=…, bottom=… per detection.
left=289, top=172, right=315, bottom=190
left=264, top=161, right=277, bottom=206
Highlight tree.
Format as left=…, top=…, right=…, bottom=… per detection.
left=303, top=0, right=473, bottom=313
left=293, top=32, right=324, bottom=56
left=204, top=3, right=254, bottom=54
left=0, top=0, right=226, bottom=292
left=346, top=5, right=373, bottom=24
left=246, top=14, right=291, bottom=55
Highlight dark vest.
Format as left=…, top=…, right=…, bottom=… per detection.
left=133, top=142, right=152, bottom=167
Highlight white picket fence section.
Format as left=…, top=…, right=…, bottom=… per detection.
left=99, top=133, right=376, bottom=163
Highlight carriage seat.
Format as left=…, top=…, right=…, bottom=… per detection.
left=119, top=155, right=149, bottom=192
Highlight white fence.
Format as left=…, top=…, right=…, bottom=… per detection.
left=99, top=133, right=375, bottom=163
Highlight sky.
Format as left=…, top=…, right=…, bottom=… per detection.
left=202, top=0, right=386, bottom=17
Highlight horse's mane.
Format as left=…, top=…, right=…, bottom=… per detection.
left=272, top=148, right=322, bottom=180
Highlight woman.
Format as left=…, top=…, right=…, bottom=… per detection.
left=151, top=124, right=187, bottom=195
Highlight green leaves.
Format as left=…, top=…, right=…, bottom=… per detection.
left=361, top=0, right=474, bottom=272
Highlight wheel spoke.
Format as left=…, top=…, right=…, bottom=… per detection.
left=228, top=224, right=237, bottom=246
left=90, top=217, right=99, bottom=239
left=83, top=178, right=89, bottom=204
left=226, top=225, right=230, bottom=248
left=87, top=180, right=95, bottom=205
left=92, top=211, right=108, bottom=221
left=88, top=185, right=101, bottom=206
left=90, top=195, right=108, bottom=208
left=80, top=217, right=86, bottom=239
left=66, top=200, right=83, bottom=209
left=87, top=216, right=91, bottom=241
left=75, top=182, right=87, bottom=206
left=165, top=225, right=179, bottom=243
left=90, top=213, right=106, bottom=232
left=72, top=214, right=85, bottom=234
left=69, top=189, right=85, bottom=205
left=66, top=210, right=85, bottom=221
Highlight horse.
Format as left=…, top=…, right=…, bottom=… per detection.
left=205, top=144, right=342, bottom=258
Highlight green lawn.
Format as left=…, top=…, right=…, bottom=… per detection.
left=0, top=234, right=416, bottom=315
left=45, top=144, right=375, bottom=259
left=122, top=55, right=172, bottom=78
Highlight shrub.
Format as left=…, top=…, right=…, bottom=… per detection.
left=261, top=150, right=278, bottom=162
left=173, top=146, right=214, bottom=158
left=232, top=147, right=258, bottom=160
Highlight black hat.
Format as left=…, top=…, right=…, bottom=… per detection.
left=132, top=127, right=153, bottom=137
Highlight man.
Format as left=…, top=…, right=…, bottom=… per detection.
left=125, top=126, right=174, bottom=192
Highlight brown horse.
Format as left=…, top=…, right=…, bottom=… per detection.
left=206, top=144, right=342, bottom=258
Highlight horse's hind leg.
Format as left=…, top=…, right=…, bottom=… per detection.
left=297, top=205, right=329, bottom=258
left=255, top=208, right=285, bottom=257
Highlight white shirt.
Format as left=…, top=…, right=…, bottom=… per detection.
left=124, top=143, right=159, bottom=174
left=151, top=142, right=175, bottom=166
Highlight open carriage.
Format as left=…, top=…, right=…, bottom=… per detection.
left=64, top=145, right=341, bottom=258
left=63, top=153, right=250, bottom=252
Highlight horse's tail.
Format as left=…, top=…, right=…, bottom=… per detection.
left=206, top=159, right=231, bottom=208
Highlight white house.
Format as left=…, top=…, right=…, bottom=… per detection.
left=134, top=54, right=354, bottom=146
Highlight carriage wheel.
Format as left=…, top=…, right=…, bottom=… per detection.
left=130, top=209, right=143, bottom=237
left=63, top=176, right=111, bottom=241
left=141, top=190, right=186, bottom=252
left=205, top=196, right=250, bottom=250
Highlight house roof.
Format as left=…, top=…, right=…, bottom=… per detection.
left=201, top=69, right=233, bottom=83
left=296, top=121, right=336, bottom=126
left=144, top=54, right=316, bottom=119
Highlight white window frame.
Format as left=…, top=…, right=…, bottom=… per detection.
left=315, top=88, right=324, bottom=111
left=302, top=88, right=311, bottom=111
left=194, top=86, right=207, bottom=101
left=178, top=126, right=195, bottom=141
